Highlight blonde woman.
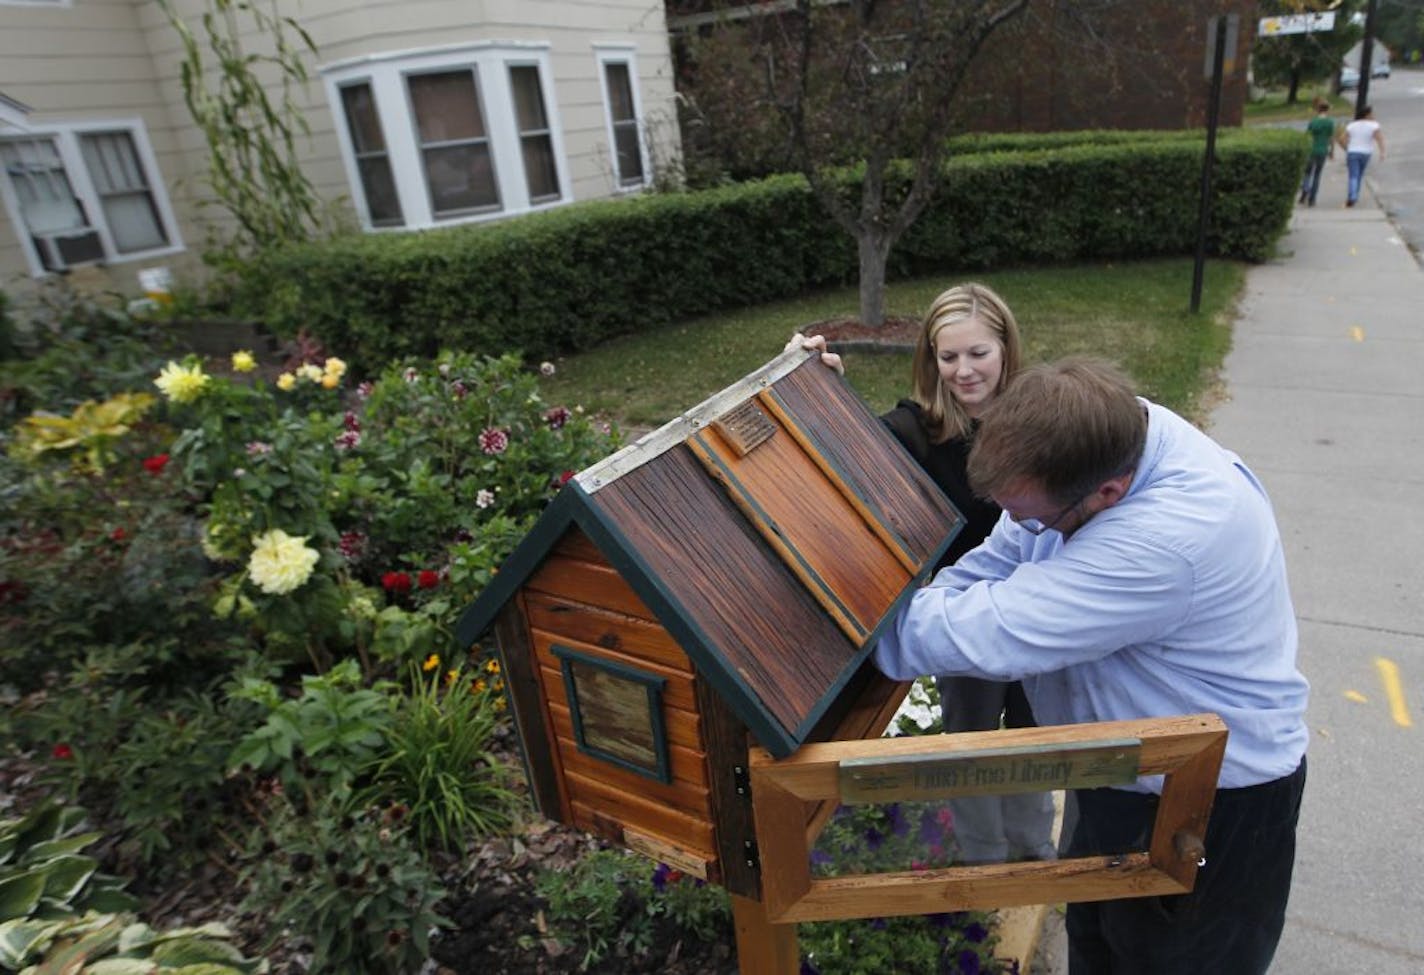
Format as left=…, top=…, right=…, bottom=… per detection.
left=796, top=283, right=1055, bottom=862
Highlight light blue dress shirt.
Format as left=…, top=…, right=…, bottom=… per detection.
left=874, top=400, right=1310, bottom=791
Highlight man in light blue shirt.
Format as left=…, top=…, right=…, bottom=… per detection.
left=875, top=358, right=1308, bottom=975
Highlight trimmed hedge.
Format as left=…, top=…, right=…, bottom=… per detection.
left=234, top=128, right=1304, bottom=370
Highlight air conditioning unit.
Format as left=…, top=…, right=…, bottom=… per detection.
left=31, top=228, right=105, bottom=272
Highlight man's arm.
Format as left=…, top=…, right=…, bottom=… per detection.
left=875, top=524, right=1194, bottom=682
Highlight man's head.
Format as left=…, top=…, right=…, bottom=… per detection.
left=968, top=357, right=1146, bottom=536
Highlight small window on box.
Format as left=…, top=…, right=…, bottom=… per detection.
left=554, top=645, right=670, bottom=783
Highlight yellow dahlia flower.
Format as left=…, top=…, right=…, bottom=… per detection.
left=298, top=363, right=324, bottom=383
left=276, top=372, right=296, bottom=391
left=231, top=350, right=257, bottom=373
left=247, top=528, right=320, bottom=595
left=154, top=361, right=210, bottom=404
left=323, top=357, right=347, bottom=381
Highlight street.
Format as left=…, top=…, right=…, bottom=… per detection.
left=1361, top=66, right=1424, bottom=257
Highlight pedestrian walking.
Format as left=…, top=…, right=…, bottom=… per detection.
left=1298, top=99, right=1335, bottom=207
left=1339, top=105, right=1385, bottom=207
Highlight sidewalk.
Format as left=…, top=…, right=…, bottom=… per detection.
left=1020, top=164, right=1424, bottom=972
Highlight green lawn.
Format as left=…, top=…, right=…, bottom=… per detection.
left=542, top=258, right=1246, bottom=431
left=1245, top=87, right=1352, bottom=124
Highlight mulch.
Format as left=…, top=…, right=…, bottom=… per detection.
left=803, top=314, right=921, bottom=352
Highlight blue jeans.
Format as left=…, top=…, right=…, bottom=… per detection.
left=1065, top=757, right=1306, bottom=975
left=1346, top=152, right=1371, bottom=203
left=1299, top=154, right=1327, bottom=205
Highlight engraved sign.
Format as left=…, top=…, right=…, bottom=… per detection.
left=711, top=399, right=776, bottom=456
left=839, top=738, right=1141, bottom=803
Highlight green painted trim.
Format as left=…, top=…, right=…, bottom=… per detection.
left=451, top=478, right=801, bottom=757
left=453, top=485, right=588, bottom=648
left=553, top=643, right=672, bottom=784
left=575, top=495, right=801, bottom=757
left=693, top=434, right=867, bottom=641
left=790, top=555, right=950, bottom=744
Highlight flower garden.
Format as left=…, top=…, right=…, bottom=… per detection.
left=0, top=291, right=1008, bottom=974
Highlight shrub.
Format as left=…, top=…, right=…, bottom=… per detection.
left=239, top=793, right=445, bottom=975
left=535, top=849, right=730, bottom=972
left=232, top=129, right=1303, bottom=372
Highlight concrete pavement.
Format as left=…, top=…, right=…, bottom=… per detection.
left=1022, top=157, right=1424, bottom=973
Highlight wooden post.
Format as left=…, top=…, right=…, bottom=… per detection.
left=731, top=894, right=799, bottom=975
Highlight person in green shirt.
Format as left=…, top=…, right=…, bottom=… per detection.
left=1299, top=99, right=1336, bottom=207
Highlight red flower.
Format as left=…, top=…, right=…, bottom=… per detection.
left=142, top=453, right=170, bottom=474
left=544, top=406, right=571, bottom=430
left=110, top=527, right=127, bottom=542
left=52, top=743, right=74, bottom=760
left=559, top=470, right=576, bottom=485
left=381, top=571, right=412, bottom=593
left=417, top=569, right=440, bottom=589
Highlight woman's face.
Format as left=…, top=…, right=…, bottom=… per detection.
left=933, top=316, right=1005, bottom=416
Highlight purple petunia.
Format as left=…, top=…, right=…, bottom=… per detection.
left=955, top=948, right=982, bottom=975
left=964, top=921, right=989, bottom=944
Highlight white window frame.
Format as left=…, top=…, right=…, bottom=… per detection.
left=322, top=42, right=570, bottom=233
left=593, top=44, right=651, bottom=192
left=0, top=118, right=184, bottom=278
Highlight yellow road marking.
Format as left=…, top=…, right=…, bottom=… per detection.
left=1375, top=657, right=1413, bottom=728
left=1344, top=689, right=1368, bottom=703
left=1349, top=326, right=1365, bottom=342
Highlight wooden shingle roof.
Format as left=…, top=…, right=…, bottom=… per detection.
left=455, top=346, right=964, bottom=756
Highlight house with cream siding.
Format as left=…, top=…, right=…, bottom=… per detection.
left=0, top=0, right=681, bottom=297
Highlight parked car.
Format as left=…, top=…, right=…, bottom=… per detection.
left=1372, top=60, right=1391, bottom=79
left=1340, top=65, right=1360, bottom=89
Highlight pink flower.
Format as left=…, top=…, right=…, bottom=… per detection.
left=479, top=428, right=509, bottom=455
left=334, top=430, right=362, bottom=451
left=343, top=410, right=361, bottom=432
left=451, top=380, right=468, bottom=400
left=142, top=453, right=170, bottom=474
left=417, top=569, right=440, bottom=589
left=403, top=367, right=419, bottom=383
left=544, top=406, right=570, bottom=430
left=245, top=441, right=273, bottom=456
left=357, top=381, right=374, bottom=399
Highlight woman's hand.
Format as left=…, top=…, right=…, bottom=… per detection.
left=784, top=332, right=845, bottom=376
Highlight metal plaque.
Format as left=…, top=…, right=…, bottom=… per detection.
left=711, top=399, right=776, bottom=456
left=839, top=738, right=1141, bottom=803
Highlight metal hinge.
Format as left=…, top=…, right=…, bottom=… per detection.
left=743, top=838, right=759, bottom=871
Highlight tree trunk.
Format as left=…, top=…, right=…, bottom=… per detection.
left=856, top=230, right=894, bottom=327
left=1287, top=69, right=1300, bottom=104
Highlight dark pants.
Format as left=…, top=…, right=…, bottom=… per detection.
left=1299, top=154, right=1327, bottom=205
left=1066, top=757, right=1306, bottom=975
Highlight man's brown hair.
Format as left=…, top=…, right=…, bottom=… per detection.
left=968, top=357, right=1146, bottom=504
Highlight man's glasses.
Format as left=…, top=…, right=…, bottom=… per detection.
left=1010, top=489, right=1089, bottom=536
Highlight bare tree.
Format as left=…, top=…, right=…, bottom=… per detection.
left=678, top=0, right=1180, bottom=327
left=753, top=1, right=1033, bottom=327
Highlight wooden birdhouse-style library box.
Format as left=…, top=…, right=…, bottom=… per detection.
left=454, top=346, right=964, bottom=898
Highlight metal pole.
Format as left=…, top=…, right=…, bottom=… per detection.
left=1355, top=0, right=1378, bottom=115
left=1191, top=16, right=1228, bottom=314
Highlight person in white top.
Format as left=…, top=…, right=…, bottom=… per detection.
left=1338, top=105, right=1385, bottom=207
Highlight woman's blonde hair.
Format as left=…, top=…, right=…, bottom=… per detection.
left=909, top=282, right=1023, bottom=443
